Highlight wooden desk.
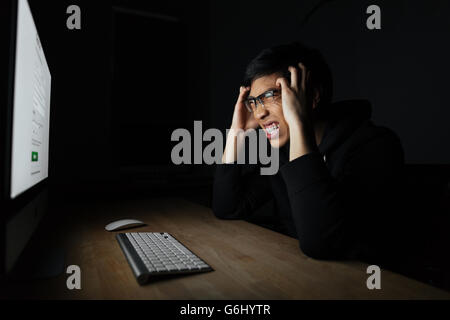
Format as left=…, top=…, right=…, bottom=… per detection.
left=5, top=197, right=450, bottom=299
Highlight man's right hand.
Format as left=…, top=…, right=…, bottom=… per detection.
left=222, top=86, right=259, bottom=163
left=230, top=86, right=259, bottom=131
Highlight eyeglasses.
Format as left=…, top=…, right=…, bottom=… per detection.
left=244, top=89, right=280, bottom=112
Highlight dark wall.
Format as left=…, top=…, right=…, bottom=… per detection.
left=29, top=0, right=112, bottom=186
left=28, top=0, right=211, bottom=189
left=210, top=0, right=450, bottom=164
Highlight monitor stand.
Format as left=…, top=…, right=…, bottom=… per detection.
left=3, top=187, right=65, bottom=280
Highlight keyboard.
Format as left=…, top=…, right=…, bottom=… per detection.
left=116, top=232, right=212, bottom=285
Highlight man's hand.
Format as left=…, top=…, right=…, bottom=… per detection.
left=276, top=63, right=318, bottom=161
left=275, top=63, right=312, bottom=127
left=230, top=86, right=259, bottom=131
left=222, top=86, right=259, bottom=163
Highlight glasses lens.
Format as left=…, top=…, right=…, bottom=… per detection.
left=260, top=90, right=279, bottom=106
left=245, top=90, right=280, bottom=112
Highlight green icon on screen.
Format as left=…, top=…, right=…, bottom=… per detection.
left=31, top=151, right=38, bottom=162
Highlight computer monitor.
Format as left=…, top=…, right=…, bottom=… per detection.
left=1, top=0, right=51, bottom=274
left=10, top=0, right=51, bottom=199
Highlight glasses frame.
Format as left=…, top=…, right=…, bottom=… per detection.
left=244, top=89, right=280, bottom=112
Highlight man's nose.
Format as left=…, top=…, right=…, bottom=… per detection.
left=254, top=104, right=269, bottom=120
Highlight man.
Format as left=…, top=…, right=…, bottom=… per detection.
left=212, top=42, right=405, bottom=262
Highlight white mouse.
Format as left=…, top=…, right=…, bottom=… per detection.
left=105, top=219, right=146, bottom=231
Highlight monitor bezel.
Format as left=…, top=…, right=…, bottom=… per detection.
left=1, top=0, right=49, bottom=218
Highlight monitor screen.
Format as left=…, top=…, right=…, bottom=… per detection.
left=10, top=0, right=51, bottom=199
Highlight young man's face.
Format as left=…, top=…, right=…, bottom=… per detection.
left=248, top=73, right=289, bottom=148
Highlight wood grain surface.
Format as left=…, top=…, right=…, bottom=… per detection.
left=2, top=197, right=450, bottom=299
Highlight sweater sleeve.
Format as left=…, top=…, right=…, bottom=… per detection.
left=212, top=163, right=273, bottom=220
left=280, top=131, right=404, bottom=260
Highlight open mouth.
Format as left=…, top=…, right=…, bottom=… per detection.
left=263, top=121, right=280, bottom=140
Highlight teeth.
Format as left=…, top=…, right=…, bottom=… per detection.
left=265, top=123, right=279, bottom=134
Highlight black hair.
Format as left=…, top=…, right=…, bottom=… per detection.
left=243, top=42, right=333, bottom=109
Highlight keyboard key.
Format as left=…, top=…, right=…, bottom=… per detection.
left=177, top=266, right=189, bottom=271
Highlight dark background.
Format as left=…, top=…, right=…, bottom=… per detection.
left=28, top=0, right=212, bottom=194
left=27, top=0, right=450, bottom=193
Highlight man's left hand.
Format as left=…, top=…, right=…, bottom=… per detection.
left=276, top=63, right=317, bottom=161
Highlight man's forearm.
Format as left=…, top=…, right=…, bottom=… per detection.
left=222, top=127, right=246, bottom=164
left=288, top=119, right=317, bottom=161
left=280, top=152, right=348, bottom=259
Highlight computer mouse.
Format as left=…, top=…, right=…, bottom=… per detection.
left=105, top=219, right=146, bottom=232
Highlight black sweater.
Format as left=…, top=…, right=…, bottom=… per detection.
left=212, top=100, right=406, bottom=261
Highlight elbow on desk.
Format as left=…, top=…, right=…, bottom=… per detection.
left=298, top=238, right=345, bottom=260
left=212, top=197, right=248, bottom=220
left=212, top=207, right=247, bottom=220
left=213, top=210, right=229, bottom=220
left=211, top=200, right=230, bottom=219
left=212, top=206, right=238, bottom=220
